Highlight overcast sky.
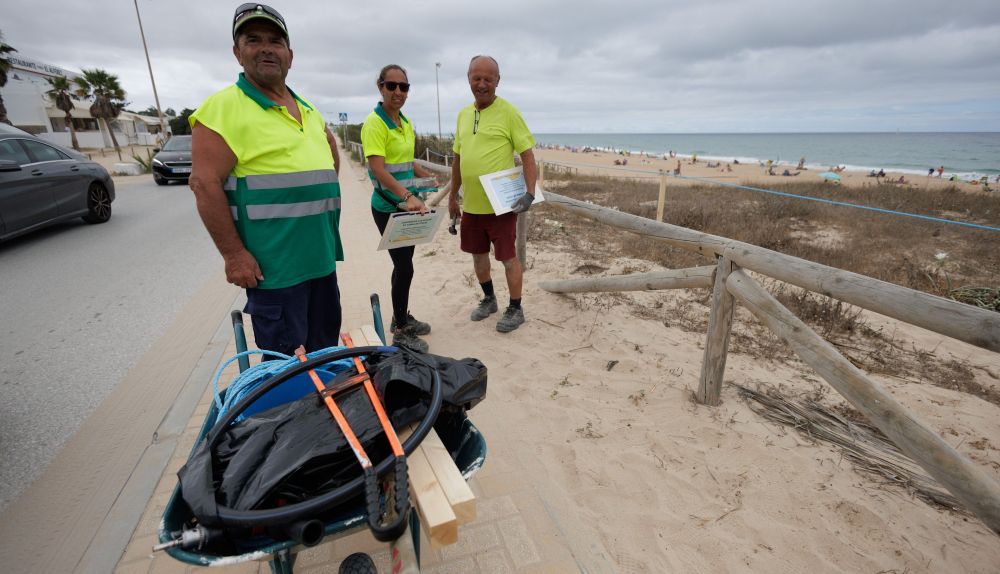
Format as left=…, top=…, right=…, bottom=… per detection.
left=4, top=0, right=1000, bottom=134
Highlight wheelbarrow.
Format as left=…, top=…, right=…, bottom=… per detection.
left=155, top=295, right=486, bottom=572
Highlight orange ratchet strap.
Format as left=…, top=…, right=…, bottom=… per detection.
left=340, top=333, right=405, bottom=457
left=297, top=351, right=372, bottom=469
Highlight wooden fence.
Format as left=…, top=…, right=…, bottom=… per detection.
left=393, top=154, right=1000, bottom=535
left=536, top=187, right=1000, bottom=537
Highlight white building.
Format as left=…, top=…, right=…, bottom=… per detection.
left=3, top=54, right=164, bottom=149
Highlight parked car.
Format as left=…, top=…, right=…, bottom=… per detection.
left=0, top=123, right=115, bottom=242
left=151, top=135, right=192, bottom=185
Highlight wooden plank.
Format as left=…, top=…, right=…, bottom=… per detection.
left=347, top=328, right=366, bottom=348
left=356, top=325, right=461, bottom=545
left=539, top=265, right=714, bottom=294
left=406, top=443, right=458, bottom=545
left=543, top=189, right=1000, bottom=352
left=697, top=257, right=735, bottom=406
left=361, top=324, right=384, bottom=346
left=414, top=425, right=476, bottom=524
left=656, top=170, right=667, bottom=222
left=726, top=269, right=1000, bottom=536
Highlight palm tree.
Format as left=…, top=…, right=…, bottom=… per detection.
left=0, top=31, right=17, bottom=125
left=75, top=68, right=127, bottom=152
left=46, top=76, right=80, bottom=150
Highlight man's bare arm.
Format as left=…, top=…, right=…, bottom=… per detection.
left=448, top=154, right=462, bottom=219
left=519, top=148, right=538, bottom=196
left=190, top=122, right=263, bottom=288
left=324, top=126, right=340, bottom=173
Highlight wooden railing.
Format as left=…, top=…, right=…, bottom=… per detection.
left=403, top=153, right=1000, bottom=533
left=536, top=188, right=1000, bottom=537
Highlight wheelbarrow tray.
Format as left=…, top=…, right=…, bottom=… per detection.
left=158, top=389, right=486, bottom=567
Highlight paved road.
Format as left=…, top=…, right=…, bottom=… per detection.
left=0, top=175, right=219, bottom=510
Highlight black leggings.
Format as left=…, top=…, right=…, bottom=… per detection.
left=372, top=207, right=415, bottom=326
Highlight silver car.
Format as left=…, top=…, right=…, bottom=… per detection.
left=0, top=123, right=115, bottom=241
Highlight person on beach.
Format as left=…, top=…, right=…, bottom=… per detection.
left=361, top=64, right=435, bottom=352
left=189, top=4, right=344, bottom=358
left=448, top=55, right=536, bottom=333
left=938, top=165, right=945, bottom=177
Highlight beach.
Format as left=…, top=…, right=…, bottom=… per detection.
left=400, top=144, right=1000, bottom=571
left=404, top=216, right=1000, bottom=572
left=532, top=145, right=995, bottom=193
left=96, top=144, right=1000, bottom=572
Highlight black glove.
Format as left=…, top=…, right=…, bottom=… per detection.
left=511, top=193, right=534, bottom=214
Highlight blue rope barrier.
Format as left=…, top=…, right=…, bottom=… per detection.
left=541, top=160, right=1000, bottom=233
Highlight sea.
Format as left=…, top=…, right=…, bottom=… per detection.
left=533, top=133, right=1000, bottom=180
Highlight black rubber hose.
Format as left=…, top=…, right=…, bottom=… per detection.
left=203, top=346, right=443, bottom=528
left=282, top=519, right=324, bottom=547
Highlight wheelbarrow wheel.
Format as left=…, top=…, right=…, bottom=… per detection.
left=338, top=552, right=377, bottom=574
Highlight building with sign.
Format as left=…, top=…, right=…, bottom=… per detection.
left=2, top=54, right=162, bottom=149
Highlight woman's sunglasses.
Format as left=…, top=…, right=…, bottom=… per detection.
left=379, top=81, right=410, bottom=93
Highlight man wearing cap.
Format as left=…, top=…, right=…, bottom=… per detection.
left=189, top=4, right=344, bottom=357
left=448, top=55, right=537, bottom=333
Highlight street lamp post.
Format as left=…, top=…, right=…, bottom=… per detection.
left=435, top=62, right=442, bottom=139
left=133, top=0, right=167, bottom=137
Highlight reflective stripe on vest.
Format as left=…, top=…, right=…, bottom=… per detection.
left=368, top=161, right=415, bottom=191
left=225, top=170, right=338, bottom=192
left=246, top=197, right=342, bottom=220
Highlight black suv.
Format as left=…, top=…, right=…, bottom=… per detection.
left=152, top=135, right=192, bottom=185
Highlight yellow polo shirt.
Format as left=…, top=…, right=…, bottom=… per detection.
left=452, top=97, right=534, bottom=214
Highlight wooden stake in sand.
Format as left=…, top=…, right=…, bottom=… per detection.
left=726, top=269, right=1000, bottom=536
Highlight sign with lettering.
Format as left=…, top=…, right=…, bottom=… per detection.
left=8, top=55, right=76, bottom=78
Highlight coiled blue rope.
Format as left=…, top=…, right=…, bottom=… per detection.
left=212, top=346, right=356, bottom=419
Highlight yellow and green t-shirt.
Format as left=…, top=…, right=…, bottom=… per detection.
left=361, top=103, right=417, bottom=213
left=190, top=73, right=342, bottom=289
left=452, top=97, right=535, bottom=214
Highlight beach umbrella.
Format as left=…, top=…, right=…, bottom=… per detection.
left=818, top=171, right=841, bottom=181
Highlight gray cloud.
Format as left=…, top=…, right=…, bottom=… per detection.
left=4, top=0, right=998, bottom=133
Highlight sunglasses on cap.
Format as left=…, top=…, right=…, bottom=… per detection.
left=378, top=81, right=410, bottom=93
left=233, top=3, right=287, bottom=38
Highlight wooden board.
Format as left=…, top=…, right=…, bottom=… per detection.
left=353, top=326, right=466, bottom=544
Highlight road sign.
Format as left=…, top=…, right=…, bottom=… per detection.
left=338, top=113, right=348, bottom=122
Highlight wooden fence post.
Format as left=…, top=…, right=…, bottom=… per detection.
left=726, top=269, right=1000, bottom=535
left=656, top=170, right=667, bottom=222
left=697, top=256, right=736, bottom=405
left=515, top=161, right=543, bottom=267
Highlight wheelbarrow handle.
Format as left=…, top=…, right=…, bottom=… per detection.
left=230, top=310, right=250, bottom=373
left=364, top=456, right=411, bottom=542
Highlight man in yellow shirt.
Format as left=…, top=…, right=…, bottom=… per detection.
left=189, top=4, right=343, bottom=358
left=448, top=55, right=537, bottom=333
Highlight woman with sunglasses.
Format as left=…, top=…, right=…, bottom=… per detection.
left=361, top=64, right=436, bottom=352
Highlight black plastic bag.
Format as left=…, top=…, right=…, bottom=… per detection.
left=178, top=350, right=486, bottom=524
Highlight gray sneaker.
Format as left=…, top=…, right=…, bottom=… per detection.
left=496, top=305, right=525, bottom=333
left=470, top=296, right=498, bottom=321
left=392, top=329, right=429, bottom=353
left=391, top=313, right=431, bottom=336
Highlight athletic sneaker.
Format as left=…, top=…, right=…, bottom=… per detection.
left=496, top=305, right=525, bottom=333
left=470, top=295, right=498, bottom=321
left=392, top=329, right=429, bottom=353
left=391, top=313, right=431, bottom=336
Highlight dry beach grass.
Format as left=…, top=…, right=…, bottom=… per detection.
left=398, top=148, right=1000, bottom=572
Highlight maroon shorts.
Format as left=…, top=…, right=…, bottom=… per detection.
left=460, top=211, right=518, bottom=261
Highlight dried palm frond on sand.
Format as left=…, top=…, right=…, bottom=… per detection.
left=735, top=383, right=969, bottom=515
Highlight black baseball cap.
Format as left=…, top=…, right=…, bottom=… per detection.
left=233, top=4, right=288, bottom=40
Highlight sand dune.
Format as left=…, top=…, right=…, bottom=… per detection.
left=404, top=199, right=1000, bottom=572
